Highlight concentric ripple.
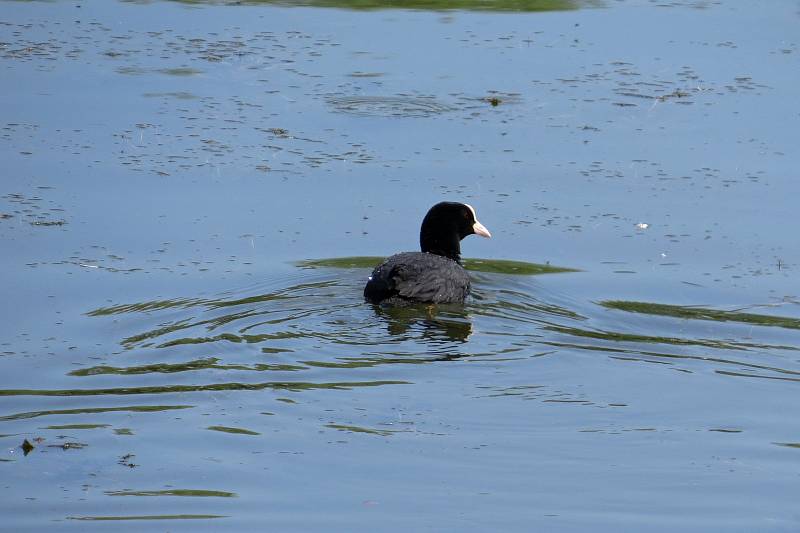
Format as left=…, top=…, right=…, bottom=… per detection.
left=3, top=258, right=797, bottom=406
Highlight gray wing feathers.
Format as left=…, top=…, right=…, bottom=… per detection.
left=366, top=252, right=471, bottom=304
left=392, top=259, right=470, bottom=304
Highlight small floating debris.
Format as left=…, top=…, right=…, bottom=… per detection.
left=21, top=439, right=35, bottom=456
left=47, top=441, right=87, bottom=450
left=348, top=71, right=384, bottom=78
left=463, top=92, right=522, bottom=108
left=657, top=89, right=691, bottom=101
left=635, top=222, right=649, bottom=230
left=118, top=453, right=138, bottom=468
left=157, top=67, right=203, bottom=77
left=326, top=95, right=454, bottom=118
left=30, top=220, right=66, bottom=226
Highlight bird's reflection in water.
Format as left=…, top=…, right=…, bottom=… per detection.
left=373, top=304, right=472, bottom=353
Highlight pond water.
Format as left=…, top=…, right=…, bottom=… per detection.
left=1, top=0, right=799, bottom=530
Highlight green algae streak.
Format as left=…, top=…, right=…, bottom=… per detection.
left=171, top=0, right=589, bottom=12
left=297, top=256, right=578, bottom=275
left=601, top=301, right=800, bottom=331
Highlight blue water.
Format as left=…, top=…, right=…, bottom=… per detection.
left=1, top=1, right=799, bottom=530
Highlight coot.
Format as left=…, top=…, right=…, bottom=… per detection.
left=364, top=202, right=491, bottom=304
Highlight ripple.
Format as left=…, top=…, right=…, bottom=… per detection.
left=69, top=262, right=800, bottom=387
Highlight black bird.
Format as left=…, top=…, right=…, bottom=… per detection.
left=364, top=202, right=491, bottom=305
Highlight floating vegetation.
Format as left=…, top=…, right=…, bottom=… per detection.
left=69, top=358, right=306, bottom=376
left=296, top=257, right=383, bottom=269
left=297, top=256, right=578, bottom=275
left=543, top=323, right=784, bottom=351
left=348, top=71, right=385, bottom=78
left=157, top=67, right=204, bottom=76
left=325, top=423, right=402, bottom=436
left=465, top=258, right=577, bottom=275
left=326, top=95, right=455, bottom=117
left=47, top=441, right=88, bottom=450
left=30, top=220, right=66, bottom=226
left=44, top=424, right=110, bottom=430
left=0, top=380, right=408, bottom=397
left=601, top=301, right=800, bottom=330
left=106, top=489, right=236, bottom=497
left=206, top=425, right=261, bottom=435
left=0, top=405, right=193, bottom=422
left=266, top=127, right=289, bottom=136
left=142, top=92, right=199, bottom=100
left=67, top=514, right=226, bottom=521
left=169, top=0, right=586, bottom=11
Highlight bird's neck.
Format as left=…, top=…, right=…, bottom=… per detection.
left=420, top=230, right=462, bottom=263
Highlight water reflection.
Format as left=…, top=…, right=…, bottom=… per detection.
left=372, top=304, right=473, bottom=342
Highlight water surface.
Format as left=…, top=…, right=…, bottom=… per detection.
left=1, top=0, right=799, bottom=531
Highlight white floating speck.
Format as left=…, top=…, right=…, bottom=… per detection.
left=635, top=222, right=649, bottom=230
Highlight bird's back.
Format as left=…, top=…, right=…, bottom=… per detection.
left=364, top=252, right=471, bottom=304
